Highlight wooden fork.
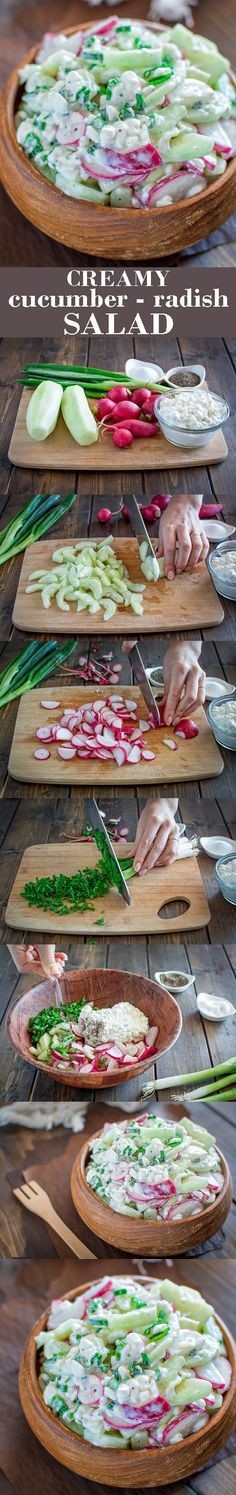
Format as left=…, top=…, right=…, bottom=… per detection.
left=13, top=1179, right=96, bottom=1259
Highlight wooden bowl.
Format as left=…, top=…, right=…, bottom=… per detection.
left=71, top=1127, right=232, bottom=1256
left=0, top=25, right=235, bottom=259
left=7, top=965, right=182, bottom=1090
left=19, top=1276, right=236, bottom=1486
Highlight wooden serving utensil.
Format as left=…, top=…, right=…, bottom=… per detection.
left=13, top=1179, right=96, bottom=1259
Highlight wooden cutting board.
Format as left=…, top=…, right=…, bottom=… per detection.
left=5, top=840, right=210, bottom=934
left=8, top=687, right=223, bottom=786
left=9, top=388, right=228, bottom=470
left=12, top=537, right=224, bottom=634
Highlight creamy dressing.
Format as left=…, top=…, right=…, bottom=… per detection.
left=159, top=389, right=228, bottom=430
left=36, top=1275, right=231, bottom=1449
left=16, top=19, right=236, bottom=208
left=86, top=1115, right=223, bottom=1221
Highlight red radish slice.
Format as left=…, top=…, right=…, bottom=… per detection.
left=175, top=717, right=199, bottom=738
left=36, top=726, right=53, bottom=742
left=163, top=737, right=178, bottom=750
left=57, top=746, right=77, bottom=760
left=55, top=727, right=72, bottom=742
left=127, top=744, right=142, bottom=763
left=34, top=747, right=50, bottom=760
left=142, top=749, right=156, bottom=761
left=40, top=699, right=60, bottom=710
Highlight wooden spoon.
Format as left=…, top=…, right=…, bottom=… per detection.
left=13, top=1179, right=96, bottom=1258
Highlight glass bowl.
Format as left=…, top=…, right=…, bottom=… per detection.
left=216, top=853, right=236, bottom=905
left=208, top=696, right=236, bottom=751
left=154, top=393, right=230, bottom=448
left=208, top=539, right=236, bottom=599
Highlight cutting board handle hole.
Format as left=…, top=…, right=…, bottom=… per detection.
left=157, top=897, right=190, bottom=921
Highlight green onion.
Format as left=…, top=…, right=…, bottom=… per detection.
left=141, top=1057, right=236, bottom=1100
left=20, top=363, right=167, bottom=396
left=0, top=637, right=76, bottom=708
left=0, top=491, right=77, bottom=565
left=183, top=1071, right=236, bottom=1100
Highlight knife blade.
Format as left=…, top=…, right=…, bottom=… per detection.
left=86, top=797, right=131, bottom=905
left=127, top=643, right=161, bottom=726
left=124, top=491, right=158, bottom=565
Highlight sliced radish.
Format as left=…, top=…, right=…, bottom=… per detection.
left=36, top=726, right=53, bottom=742
left=127, top=744, right=142, bottom=763
left=163, top=737, right=178, bottom=750
left=55, top=727, right=72, bottom=742
left=57, top=746, right=77, bottom=760
left=142, top=749, right=156, bottom=761
left=40, top=699, right=60, bottom=710
left=34, top=747, right=50, bottom=760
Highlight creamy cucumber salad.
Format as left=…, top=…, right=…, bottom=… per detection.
left=86, top=1115, right=224, bottom=1221
left=36, top=1275, right=231, bottom=1449
left=16, top=18, right=236, bottom=208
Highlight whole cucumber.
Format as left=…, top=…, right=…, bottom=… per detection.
left=26, top=380, right=63, bottom=441
left=61, top=385, right=98, bottom=446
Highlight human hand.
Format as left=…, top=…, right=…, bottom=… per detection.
left=158, top=494, right=209, bottom=579
left=162, top=641, right=205, bottom=727
left=8, top=944, right=68, bottom=978
left=133, top=798, right=179, bottom=874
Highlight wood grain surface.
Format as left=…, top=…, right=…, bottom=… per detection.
left=5, top=839, right=210, bottom=935
left=1, top=1101, right=236, bottom=1260
left=9, top=390, right=229, bottom=470
left=0, top=0, right=235, bottom=266
left=8, top=690, right=223, bottom=788
left=12, top=538, right=224, bottom=635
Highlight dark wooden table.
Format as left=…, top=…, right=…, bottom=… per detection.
left=0, top=0, right=236, bottom=268
left=0, top=1256, right=235, bottom=1495
left=1, top=939, right=236, bottom=1102
left=0, top=1099, right=235, bottom=1259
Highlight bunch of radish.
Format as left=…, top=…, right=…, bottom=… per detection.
left=34, top=695, right=156, bottom=766
left=96, top=383, right=159, bottom=450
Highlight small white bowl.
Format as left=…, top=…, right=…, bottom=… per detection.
left=196, top=992, right=235, bottom=1021
left=155, top=394, right=230, bottom=449
left=205, top=678, right=235, bottom=701
left=199, top=835, right=236, bottom=859
left=166, top=363, right=205, bottom=390
left=155, top=969, right=195, bottom=994
left=125, top=358, right=164, bottom=384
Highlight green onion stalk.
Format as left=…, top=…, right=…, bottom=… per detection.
left=0, top=490, right=77, bottom=565
left=0, top=637, right=76, bottom=708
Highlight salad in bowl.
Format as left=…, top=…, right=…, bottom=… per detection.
left=85, top=1114, right=224, bottom=1222
left=36, top=1274, right=232, bottom=1451
left=16, top=17, right=236, bottom=210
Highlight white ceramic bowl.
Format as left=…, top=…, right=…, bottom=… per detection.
left=155, top=969, right=195, bottom=994
left=155, top=393, right=230, bottom=448
left=166, top=364, right=205, bottom=390
left=205, top=678, right=236, bottom=701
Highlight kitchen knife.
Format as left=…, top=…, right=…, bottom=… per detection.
left=86, top=797, right=131, bottom=905
left=127, top=643, right=161, bottom=726
left=124, top=491, right=158, bottom=565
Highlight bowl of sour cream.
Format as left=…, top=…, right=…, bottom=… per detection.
left=155, top=389, right=230, bottom=448
left=208, top=695, right=236, bottom=750
left=208, top=539, right=236, bottom=599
